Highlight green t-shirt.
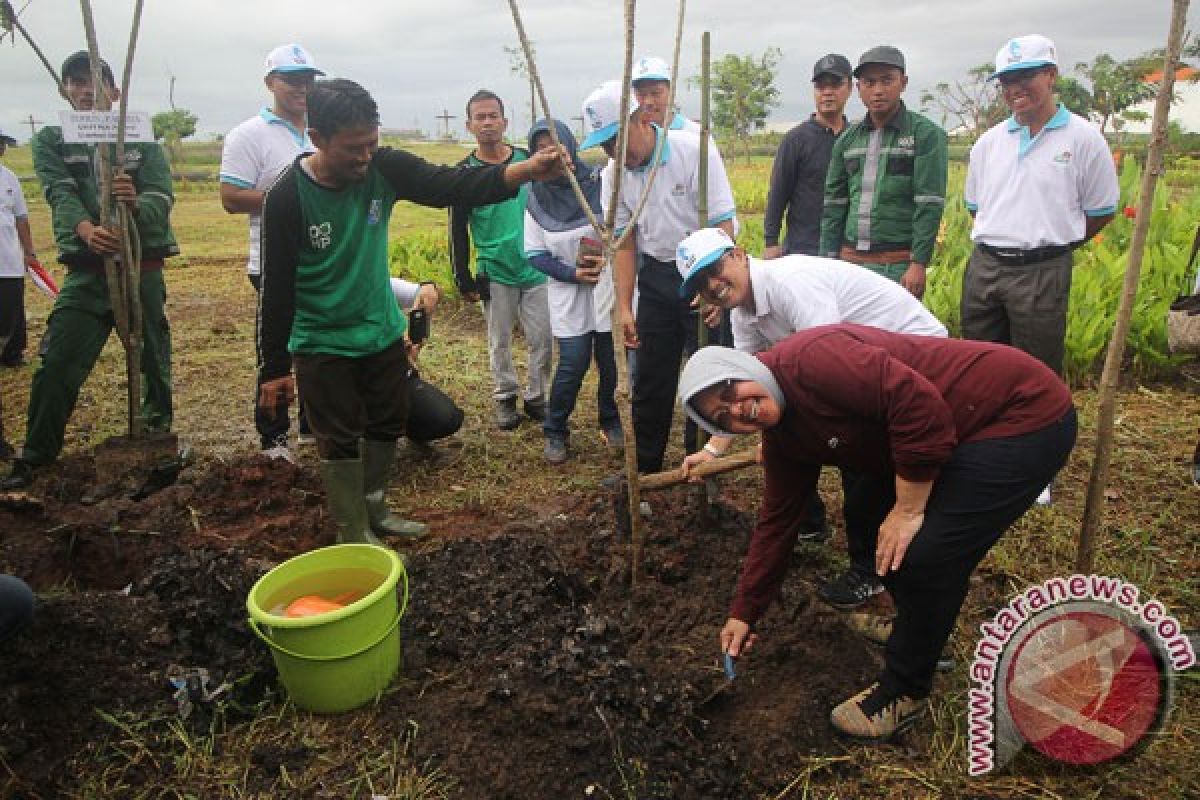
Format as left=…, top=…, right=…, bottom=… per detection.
left=459, top=150, right=546, bottom=288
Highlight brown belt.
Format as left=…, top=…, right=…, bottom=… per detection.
left=839, top=244, right=911, bottom=265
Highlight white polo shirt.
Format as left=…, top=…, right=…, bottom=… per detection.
left=732, top=255, right=947, bottom=353
left=0, top=165, right=29, bottom=279
left=965, top=104, right=1118, bottom=250
left=523, top=214, right=614, bottom=338
left=219, top=108, right=313, bottom=276
left=601, top=127, right=736, bottom=263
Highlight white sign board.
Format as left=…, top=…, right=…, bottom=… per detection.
left=59, top=111, right=154, bottom=144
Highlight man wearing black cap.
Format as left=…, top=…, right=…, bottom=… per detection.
left=763, top=54, right=852, bottom=260
left=820, top=45, right=947, bottom=300
left=1, top=51, right=178, bottom=489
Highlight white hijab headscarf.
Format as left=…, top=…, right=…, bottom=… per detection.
left=678, top=346, right=787, bottom=436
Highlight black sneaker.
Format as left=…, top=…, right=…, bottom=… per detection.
left=819, top=568, right=885, bottom=611
left=0, top=459, right=36, bottom=491
left=523, top=398, right=546, bottom=422
left=495, top=397, right=521, bottom=431
left=0, top=440, right=14, bottom=461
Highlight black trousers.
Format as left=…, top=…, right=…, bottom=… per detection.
left=849, top=409, right=1077, bottom=698
left=249, top=274, right=308, bottom=447
left=294, top=340, right=411, bottom=460
left=632, top=256, right=722, bottom=473
left=405, top=368, right=463, bottom=443
left=0, top=277, right=26, bottom=364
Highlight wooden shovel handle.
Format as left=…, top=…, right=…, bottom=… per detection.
left=638, top=448, right=759, bottom=492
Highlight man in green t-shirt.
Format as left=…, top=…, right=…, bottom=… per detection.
left=450, top=90, right=552, bottom=431
left=258, top=79, right=564, bottom=545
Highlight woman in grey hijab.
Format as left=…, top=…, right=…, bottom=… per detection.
left=678, top=325, right=1077, bottom=743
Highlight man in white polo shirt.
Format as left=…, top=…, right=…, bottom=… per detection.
left=0, top=129, right=36, bottom=373
left=580, top=81, right=736, bottom=473
left=631, top=55, right=701, bottom=134
left=220, top=44, right=324, bottom=462
left=675, top=227, right=946, bottom=610
left=963, top=34, right=1117, bottom=503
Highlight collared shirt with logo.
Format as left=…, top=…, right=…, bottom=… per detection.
left=965, top=104, right=1118, bottom=250
left=819, top=103, right=948, bottom=265
left=219, top=108, right=314, bottom=276
left=0, top=164, right=29, bottom=278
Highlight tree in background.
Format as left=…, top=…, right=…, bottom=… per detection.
left=151, top=108, right=197, bottom=164
left=504, top=43, right=537, bottom=133
left=1074, top=53, right=1157, bottom=134
left=919, top=63, right=1005, bottom=136
left=707, top=47, right=781, bottom=160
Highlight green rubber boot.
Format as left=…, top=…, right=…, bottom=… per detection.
left=319, top=458, right=383, bottom=546
left=362, top=439, right=427, bottom=538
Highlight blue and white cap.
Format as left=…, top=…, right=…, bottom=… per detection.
left=676, top=228, right=735, bottom=298
left=264, top=44, right=324, bottom=78
left=580, top=80, right=632, bottom=150
left=632, top=55, right=671, bottom=85
left=991, top=34, right=1057, bottom=80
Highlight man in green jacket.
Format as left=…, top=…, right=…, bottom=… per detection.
left=2, top=51, right=178, bottom=489
left=819, top=46, right=947, bottom=299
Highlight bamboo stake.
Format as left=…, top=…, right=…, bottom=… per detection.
left=1076, top=0, right=1189, bottom=572
left=115, top=0, right=146, bottom=436
left=691, top=30, right=711, bottom=515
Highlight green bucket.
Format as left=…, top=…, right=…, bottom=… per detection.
left=246, top=544, right=408, bottom=713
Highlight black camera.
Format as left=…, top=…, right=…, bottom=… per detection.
left=408, top=308, right=430, bottom=344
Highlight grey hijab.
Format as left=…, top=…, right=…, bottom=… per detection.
left=678, top=346, right=787, bottom=436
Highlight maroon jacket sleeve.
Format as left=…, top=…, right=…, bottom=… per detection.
left=728, top=435, right=820, bottom=625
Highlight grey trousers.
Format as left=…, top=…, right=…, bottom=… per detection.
left=960, top=246, right=1073, bottom=375
left=484, top=281, right=553, bottom=403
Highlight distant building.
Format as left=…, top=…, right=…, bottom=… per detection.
left=381, top=127, right=430, bottom=141
left=1123, top=66, right=1200, bottom=134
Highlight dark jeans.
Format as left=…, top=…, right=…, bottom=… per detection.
left=960, top=247, right=1073, bottom=375
left=249, top=274, right=308, bottom=447
left=848, top=409, right=1077, bottom=698
left=544, top=331, right=618, bottom=440
left=632, top=256, right=722, bottom=473
left=294, top=340, right=411, bottom=460
left=0, top=277, right=26, bottom=364
left=405, top=369, right=463, bottom=443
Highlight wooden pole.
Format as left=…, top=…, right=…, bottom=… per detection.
left=1076, top=0, right=1189, bottom=572
left=116, top=0, right=146, bottom=438
left=691, top=31, right=711, bottom=515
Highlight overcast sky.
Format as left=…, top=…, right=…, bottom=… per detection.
left=1, top=0, right=1194, bottom=144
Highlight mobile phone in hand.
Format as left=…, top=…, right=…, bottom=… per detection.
left=408, top=308, right=430, bottom=344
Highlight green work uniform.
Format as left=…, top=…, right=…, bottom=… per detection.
left=819, top=103, right=947, bottom=279
left=22, top=127, right=178, bottom=465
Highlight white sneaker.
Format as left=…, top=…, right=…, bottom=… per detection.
left=262, top=444, right=295, bottom=464
left=1036, top=485, right=1052, bottom=506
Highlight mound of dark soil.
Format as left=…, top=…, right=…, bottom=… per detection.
left=0, top=457, right=882, bottom=797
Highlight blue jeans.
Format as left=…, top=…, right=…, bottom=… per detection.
left=544, top=332, right=618, bottom=440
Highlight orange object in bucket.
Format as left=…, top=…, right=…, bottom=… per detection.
left=284, top=591, right=361, bottom=618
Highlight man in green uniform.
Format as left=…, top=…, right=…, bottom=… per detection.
left=2, top=51, right=178, bottom=489
left=257, top=79, right=563, bottom=544
left=450, top=90, right=552, bottom=431
left=819, top=45, right=947, bottom=300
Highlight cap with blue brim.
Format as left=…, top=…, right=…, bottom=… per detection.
left=676, top=228, right=735, bottom=298
left=580, top=80, right=632, bottom=150
left=990, top=34, right=1057, bottom=80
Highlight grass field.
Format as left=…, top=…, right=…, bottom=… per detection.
left=0, top=138, right=1197, bottom=798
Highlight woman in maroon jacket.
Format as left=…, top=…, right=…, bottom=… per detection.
left=679, top=323, right=1077, bottom=741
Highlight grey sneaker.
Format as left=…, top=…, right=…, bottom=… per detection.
left=543, top=437, right=569, bottom=465
left=495, top=397, right=521, bottom=431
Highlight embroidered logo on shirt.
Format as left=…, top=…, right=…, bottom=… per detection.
left=897, top=135, right=915, bottom=148
left=1053, top=150, right=1073, bottom=165
left=367, top=198, right=382, bottom=225
left=308, top=221, right=332, bottom=250
left=828, top=437, right=840, bottom=449
left=672, top=182, right=686, bottom=197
